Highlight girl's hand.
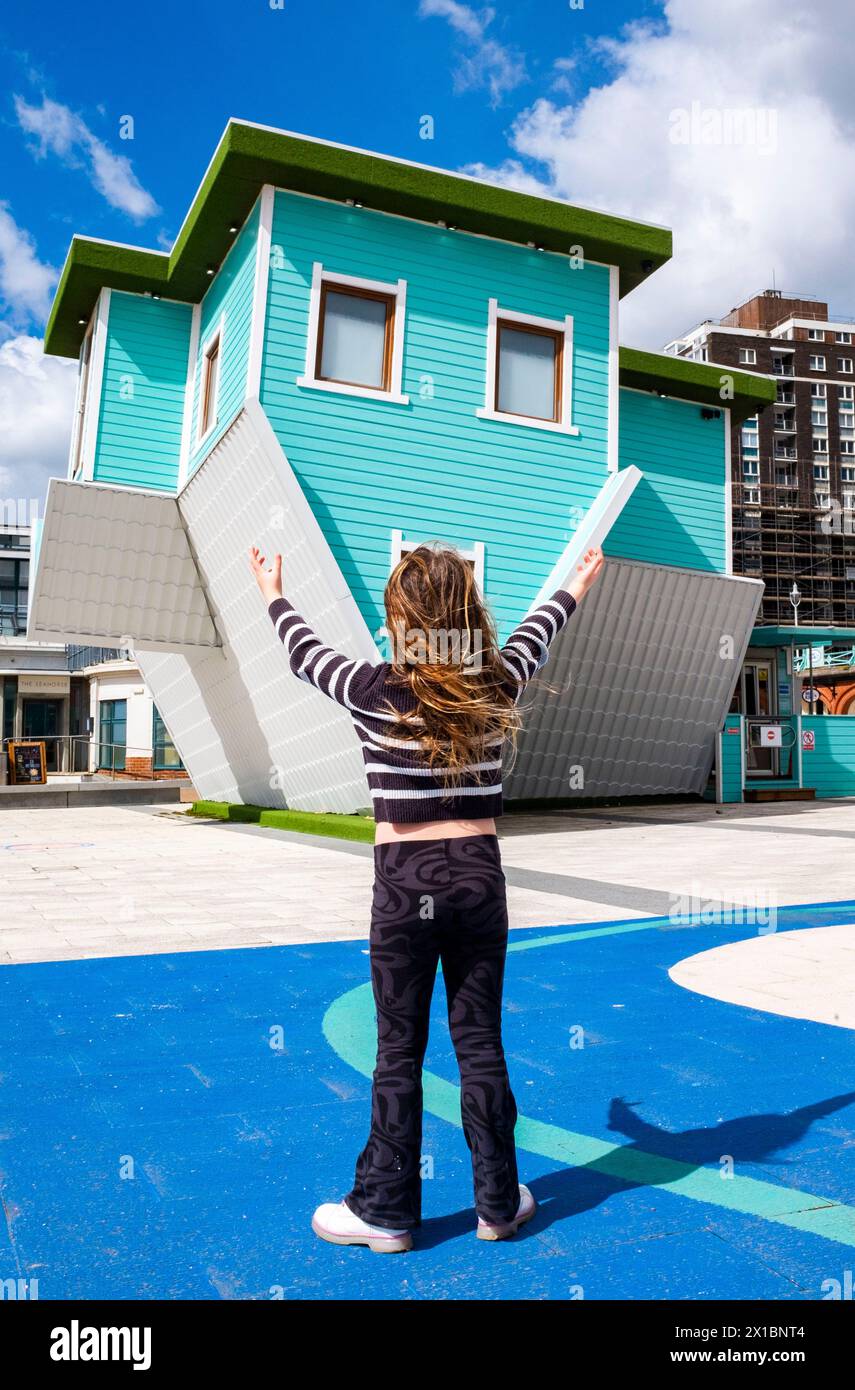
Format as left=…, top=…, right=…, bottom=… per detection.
left=248, top=547, right=283, bottom=604
left=567, top=546, right=604, bottom=604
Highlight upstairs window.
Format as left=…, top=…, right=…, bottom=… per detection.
left=70, top=320, right=94, bottom=479
left=478, top=300, right=577, bottom=435
left=198, top=326, right=222, bottom=443
left=317, top=284, right=394, bottom=391
left=809, top=354, right=826, bottom=371
left=299, top=265, right=408, bottom=404
left=497, top=321, right=562, bottom=421
left=738, top=347, right=756, bottom=365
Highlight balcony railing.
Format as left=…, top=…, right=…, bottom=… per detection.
left=774, top=446, right=797, bottom=459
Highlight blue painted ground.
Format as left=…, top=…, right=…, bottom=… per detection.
left=1, top=901, right=854, bottom=1300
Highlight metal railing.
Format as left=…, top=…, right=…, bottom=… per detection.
left=0, top=734, right=184, bottom=780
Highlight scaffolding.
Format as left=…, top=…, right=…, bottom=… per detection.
left=732, top=482, right=855, bottom=626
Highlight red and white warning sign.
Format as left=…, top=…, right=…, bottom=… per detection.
left=760, top=724, right=782, bottom=747
left=802, top=729, right=816, bottom=752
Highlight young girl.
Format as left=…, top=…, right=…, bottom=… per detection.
left=250, top=541, right=604, bottom=1252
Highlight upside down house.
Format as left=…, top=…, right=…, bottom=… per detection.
left=28, top=121, right=776, bottom=811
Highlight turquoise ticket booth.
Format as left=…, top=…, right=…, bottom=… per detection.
left=717, top=625, right=855, bottom=802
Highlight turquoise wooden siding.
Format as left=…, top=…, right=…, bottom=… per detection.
left=801, top=716, right=855, bottom=797
left=607, top=389, right=728, bottom=573
left=93, top=293, right=193, bottom=491
left=718, top=715, right=744, bottom=802
left=260, top=191, right=612, bottom=639
left=188, top=199, right=260, bottom=474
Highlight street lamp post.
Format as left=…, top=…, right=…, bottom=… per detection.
left=790, top=583, right=814, bottom=714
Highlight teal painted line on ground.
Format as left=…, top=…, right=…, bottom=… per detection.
left=507, top=919, right=658, bottom=952
left=323, top=926, right=855, bottom=1250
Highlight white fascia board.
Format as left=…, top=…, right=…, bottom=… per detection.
left=527, top=464, right=642, bottom=613
left=607, top=265, right=620, bottom=472
left=246, top=184, right=274, bottom=400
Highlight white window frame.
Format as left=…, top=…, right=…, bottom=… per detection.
left=808, top=328, right=825, bottom=341
left=297, top=263, right=409, bottom=405
left=836, top=332, right=852, bottom=344
left=477, top=298, right=578, bottom=435
left=196, top=314, right=225, bottom=447
left=809, top=354, right=826, bottom=371
left=389, top=529, right=485, bottom=590
left=738, top=347, right=756, bottom=365
left=838, top=357, right=854, bottom=374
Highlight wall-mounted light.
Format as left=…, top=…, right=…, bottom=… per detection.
left=228, top=224, right=238, bottom=234
left=78, top=317, right=87, bottom=325
left=437, top=220, right=447, bottom=229
left=205, top=265, right=215, bottom=277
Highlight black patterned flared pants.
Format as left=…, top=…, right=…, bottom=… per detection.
left=344, top=834, right=519, bottom=1230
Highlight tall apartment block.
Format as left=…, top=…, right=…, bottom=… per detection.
left=666, top=290, right=855, bottom=626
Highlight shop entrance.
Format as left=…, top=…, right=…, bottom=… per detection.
left=741, top=658, right=778, bottom=776
left=22, top=698, right=61, bottom=772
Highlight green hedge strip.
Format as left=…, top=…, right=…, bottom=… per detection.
left=189, top=801, right=375, bottom=843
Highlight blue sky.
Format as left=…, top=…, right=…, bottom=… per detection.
left=1, top=0, right=852, bottom=502
left=0, top=0, right=662, bottom=274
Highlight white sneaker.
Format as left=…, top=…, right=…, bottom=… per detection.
left=311, top=1200, right=413, bottom=1253
left=476, top=1184, right=536, bottom=1241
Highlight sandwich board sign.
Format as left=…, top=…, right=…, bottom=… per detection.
left=8, top=741, right=47, bottom=785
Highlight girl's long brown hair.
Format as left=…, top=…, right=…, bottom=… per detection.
left=383, top=544, right=520, bottom=788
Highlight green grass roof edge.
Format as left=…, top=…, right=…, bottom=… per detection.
left=45, top=119, right=673, bottom=358
left=619, top=346, right=777, bottom=422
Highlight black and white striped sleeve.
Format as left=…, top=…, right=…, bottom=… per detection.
left=500, top=589, right=577, bottom=689
left=268, top=596, right=372, bottom=708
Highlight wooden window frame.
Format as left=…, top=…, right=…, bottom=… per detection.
left=197, top=327, right=222, bottom=444
left=494, top=317, right=564, bottom=424
left=315, top=282, right=396, bottom=392
left=298, top=265, right=409, bottom=404
left=477, top=299, right=578, bottom=436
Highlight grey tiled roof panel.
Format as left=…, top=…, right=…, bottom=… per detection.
left=506, top=558, right=763, bottom=800
left=136, top=401, right=378, bottom=811
left=28, top=480, right=219, bottom=648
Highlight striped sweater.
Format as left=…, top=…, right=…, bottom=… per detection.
left=268, top=589, right=577, bottom=823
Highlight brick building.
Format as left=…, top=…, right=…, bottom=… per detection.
left=666, top=290, right=855, bottom=627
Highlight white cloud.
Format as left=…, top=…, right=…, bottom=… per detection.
left=463, top=0, right=855, bottom=346
left=0, top=205, right=57, bottom=326
left=15, top=95, right=160, bottom=222
left=0, top=336, right=77, bottom=512
left=419, top=0, right=526, bottom=106
left=459, top=158, right=549, bottom=197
